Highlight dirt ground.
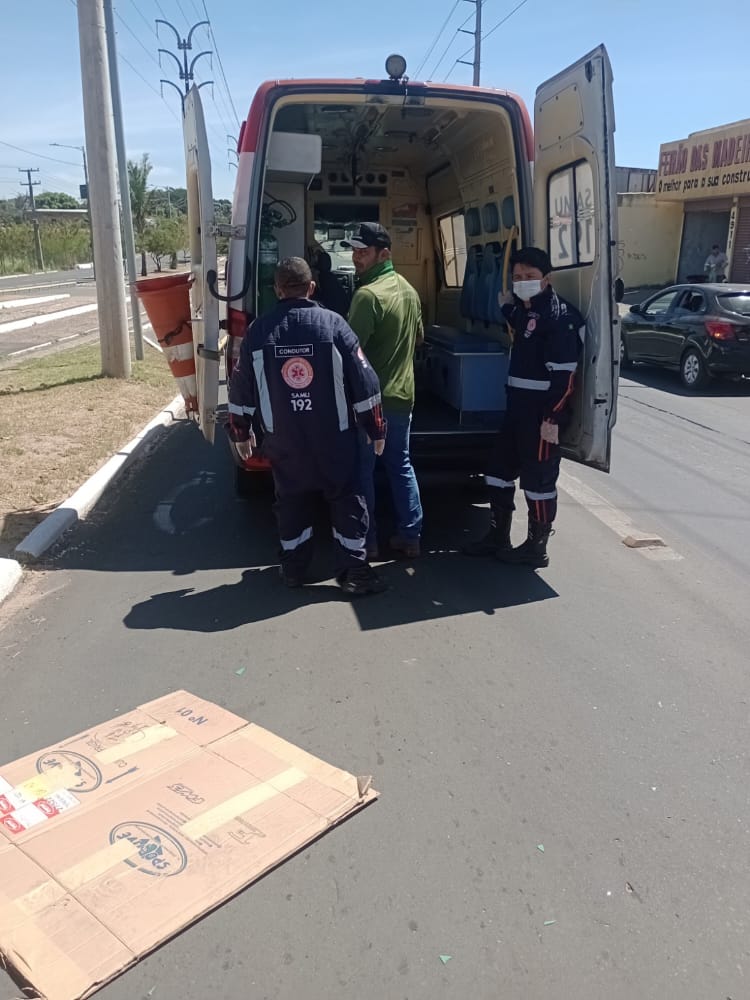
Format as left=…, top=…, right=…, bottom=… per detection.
left=0, top=341, right=177, bottom=556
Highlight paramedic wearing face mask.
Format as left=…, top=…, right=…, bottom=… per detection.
left=465, top=246, right=582, bottom=568
left=227, top=257, right=387, bottom=597
left=343, top=223, right=424, bottom=560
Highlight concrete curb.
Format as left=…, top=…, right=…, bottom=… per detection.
left=8, top=394, right=186, bottom=576
left=0, top=558, right=23, bottom=604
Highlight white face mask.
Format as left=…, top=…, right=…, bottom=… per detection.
left=513, top=279, right=543, bottom=301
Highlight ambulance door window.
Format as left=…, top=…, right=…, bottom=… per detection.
left=548, top=160, right=596, bottom=270
left=438, top=211, right=467, bottom=287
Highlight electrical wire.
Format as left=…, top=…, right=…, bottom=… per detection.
left=445, top=0, right=530, bottom=80
left=0, top=141, right=80, bottom=167
left=414, top=0, right=462, bottom=80
left=114, top=8, right=162, bottom=69
left=128, top=0, right=159, bottom=38
left=200, top=0, right=240, bottom=127
left=428, top=7, right=477, bottom=80
left=118, top=54, right=181, bottom=123
left=175, top=0, right=193, bottom=32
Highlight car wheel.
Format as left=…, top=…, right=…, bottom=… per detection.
left=620, top=335, right=633, bottom=370
left=680, top=348, right=708, bottom=390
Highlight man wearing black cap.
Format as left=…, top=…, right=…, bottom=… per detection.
left=465, top=246, right=583, bottom=568
left=342, top=222, right=424, bottom=559
left=227, top=257, right=387, bottom=596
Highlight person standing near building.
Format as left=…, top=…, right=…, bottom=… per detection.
left=343, top=223, right=424, bottom=559
left=704, top=244, right=729, bottom=282
left=464, top=247, right=582, bottom=568
left=227, top=257, right=387, bottom=596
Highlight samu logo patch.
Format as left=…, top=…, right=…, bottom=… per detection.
left=110, top=821, right=188, bottom=877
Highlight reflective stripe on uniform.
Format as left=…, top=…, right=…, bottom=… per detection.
left=485, top=475, right=516, bottom=488
left=280, top=527, right=313, bottom=551
left=524, top=490, right=557, bottom=501
left=331, top=346, right=350, bottom=432
left=545, top=361, right=577, bottom=372
left=332, top=527, right=366, bottom=552
left=507, top=376, right=551, bottom=391
left=252, top=349, right=273, bottom=432
left=353, top=392, right=382, bottom=413
left=228, top=402, right=255, bottom=416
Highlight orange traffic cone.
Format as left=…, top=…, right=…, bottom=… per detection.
left=135, top=273, right=197, bottom=412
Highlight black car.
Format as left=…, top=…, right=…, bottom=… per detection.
left=620, top=283, right=750, bottom=389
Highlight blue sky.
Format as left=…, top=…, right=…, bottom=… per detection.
left=1, top=0, right=748, bottom=203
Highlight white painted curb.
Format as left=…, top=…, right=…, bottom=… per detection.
left=0, top=302, right=98, bottom=335
left=0, top=558, right=23, bottom=604
left=13, top=394, right=186, bottom=566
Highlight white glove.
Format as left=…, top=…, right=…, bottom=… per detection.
left=540, top=420, right=559, bottom=445
left=235, top=431, right=257, bottom=461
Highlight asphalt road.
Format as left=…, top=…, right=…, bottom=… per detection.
left=1, top=365, right=749, bottom=1000
left=0, top=263, right=189, bottom=360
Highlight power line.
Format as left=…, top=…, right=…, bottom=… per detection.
left=118, top=53, right=181, bottom=123
left=428, top=7, right=476, bottom=79
left=175, top=0, right=193, bottom=32
left=201, top=0, right=240, bottom=127
left=415, top=0, right=462, bottom=79
left=128, top=0, right=159, bottom=38
left=114, top=8, right=162, bottom=69
left=0, top=140, right=80, bottom=166
left=445, top=0, right=530, bottom=80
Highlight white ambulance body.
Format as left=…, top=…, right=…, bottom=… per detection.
left=182, top=46, right=620, bottom=487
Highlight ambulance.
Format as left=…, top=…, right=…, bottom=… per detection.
left=181, top=46, right=620, bottom=494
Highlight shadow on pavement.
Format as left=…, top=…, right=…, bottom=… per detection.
left=44, top=422, right=558, bottom=631
left=122, top=552, right=557, bottom=634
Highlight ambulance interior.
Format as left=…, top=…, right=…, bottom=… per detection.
left=259, top=94, right=527, bottom=442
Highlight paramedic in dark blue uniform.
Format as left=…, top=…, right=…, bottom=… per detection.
left=227, top=257, right=387, bottom=596
left=465, top=247, right=582, bottom=568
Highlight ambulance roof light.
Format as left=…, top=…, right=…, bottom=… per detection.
left=385, top=54, right=407, bottom=81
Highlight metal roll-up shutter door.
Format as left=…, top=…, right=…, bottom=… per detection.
left=731, top=208, right=750, bottom=283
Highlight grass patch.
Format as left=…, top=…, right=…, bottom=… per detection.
left=0, top=341, right=177, bottom=556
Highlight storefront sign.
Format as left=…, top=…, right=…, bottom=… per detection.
left=726, top=205, right=738, bottom=265
left=657, top=120, right=750, bottom=200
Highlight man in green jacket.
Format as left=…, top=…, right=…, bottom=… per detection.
left=343, top=223, right=424, bottom=559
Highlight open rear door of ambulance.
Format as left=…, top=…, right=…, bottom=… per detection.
left=183, top=85, right=220, bottom=443
left=533, top=45, right=618, bottom=472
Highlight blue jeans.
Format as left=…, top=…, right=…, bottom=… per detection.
left=359, top=407, right=423, bottom=550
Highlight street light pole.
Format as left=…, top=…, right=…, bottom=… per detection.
left=75, top=0, right=131, bottom=378
left=102, top=0, right=144, bottom=360
left=51, top=141, right=94, bottom=274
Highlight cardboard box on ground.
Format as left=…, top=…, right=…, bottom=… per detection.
left=0, top=691, right=378, bottom=1000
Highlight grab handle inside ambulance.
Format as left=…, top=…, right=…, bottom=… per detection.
left=207, top=267, right=252, bottom=303
left=502, top=224, right=519, bottom=344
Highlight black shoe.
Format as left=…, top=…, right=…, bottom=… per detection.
left=279, top=566, right=305, bottom=588
left=463, top=509, right=513, bottom=557
left=496, top=520, right=553, bottom=568
left=337, top=564, right=387, bottom=596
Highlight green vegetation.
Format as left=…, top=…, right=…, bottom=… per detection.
left=0, top=154, right=231, bottom=275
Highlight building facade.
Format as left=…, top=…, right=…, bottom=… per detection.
left=657, top=118, right=750, bottom=284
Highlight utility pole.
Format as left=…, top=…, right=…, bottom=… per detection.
left=20, top=168, right=44, bottom=271
left=102, top=0, right=144, bottom=361
left=458, top=0, right=482, bottom=86
left=156, top=19, right=213, bottom=108
left=76, top=0, right=131, bottom=378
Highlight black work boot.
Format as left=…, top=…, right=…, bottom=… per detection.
left=496, top=519, right=553, bottom=568
left=463, top=508, right=513, bottom=557
left=337, top=563, right=388, bottom=597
